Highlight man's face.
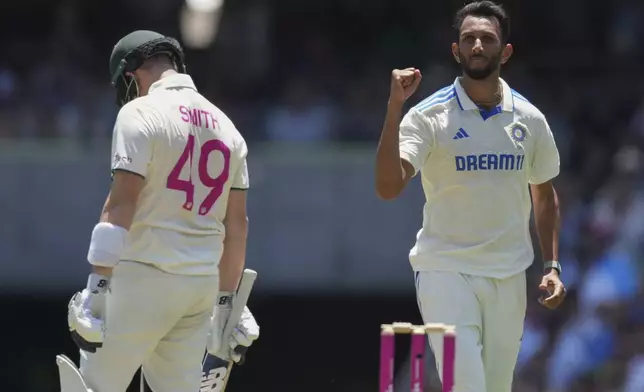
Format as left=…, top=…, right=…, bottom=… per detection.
left=452, top=15, right=511, bottom=80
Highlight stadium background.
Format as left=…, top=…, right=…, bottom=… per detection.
left=1, top=0, right=643, bottom=391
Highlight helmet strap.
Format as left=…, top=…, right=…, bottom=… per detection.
left=116, top=74, right=140, bottom=107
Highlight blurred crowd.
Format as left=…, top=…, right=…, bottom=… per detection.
left=2, top=0, right=644, bottom=390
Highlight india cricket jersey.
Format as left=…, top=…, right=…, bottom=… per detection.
left=110, top=74, right=249, bottom=275
left=399, top=77, right=559, bottom=278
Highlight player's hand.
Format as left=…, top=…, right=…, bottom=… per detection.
left=390, top=68, right=422, bottom=105
left=68, top=273, right=109, bottom=352
left=538, top=270, right=566, bottom=310
left=208, top=292, right=260, bottom=363
left=228, top=306, right=259, bottom=362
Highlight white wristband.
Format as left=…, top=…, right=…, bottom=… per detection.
left=217, top=291, right=235, bottom=309
left=87, top=222, right=128, bottom=267
left=87, top=273, right=110, bottom=294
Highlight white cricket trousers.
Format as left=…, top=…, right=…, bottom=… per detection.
left=80, top=261, right=218, bottom=392
left=415, top=270, right=526, bottom=392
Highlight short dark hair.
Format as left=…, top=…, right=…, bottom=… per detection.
left=453, top=1, right=510, bottom=43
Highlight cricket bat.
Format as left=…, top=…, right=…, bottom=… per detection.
left=140, top=269, right=258, bottom=392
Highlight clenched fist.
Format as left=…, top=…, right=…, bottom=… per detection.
left=390, top=68, right=422, bottom=104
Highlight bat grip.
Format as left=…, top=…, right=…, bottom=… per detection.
left=234, top=346, right=249, bottom=365
left=221, top=269, right=256, bottom=362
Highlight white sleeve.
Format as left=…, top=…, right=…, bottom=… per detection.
left=111, top=105, right=154, bottom=178
left=231, top=141, right=249, bottom=190
left=399, top=108, right=434, bottom=176
left=528, top=118, right=560, bottom=185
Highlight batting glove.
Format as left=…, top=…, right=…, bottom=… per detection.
left=68, top=273, right=109, bottom=353
left=207, top=292, right=260, bottom=363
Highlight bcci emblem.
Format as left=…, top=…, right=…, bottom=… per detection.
left=509, top=123, right=527, bottom=143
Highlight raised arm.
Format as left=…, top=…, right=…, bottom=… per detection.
left=375, top=68, right=429, bottom=200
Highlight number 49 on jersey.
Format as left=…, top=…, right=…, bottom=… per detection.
left=166, top=134, right=231, bottom=215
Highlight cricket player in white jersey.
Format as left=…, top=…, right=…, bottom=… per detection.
left=63, top=30, right=259, bottom=392
left=375, top=2, right=566, bottom=391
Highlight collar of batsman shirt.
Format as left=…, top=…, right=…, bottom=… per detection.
left=148, top=74, right=198, bottom=94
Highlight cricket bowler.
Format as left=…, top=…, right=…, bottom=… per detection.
left=63, top=30, right=259, bottom=392
left=375, top=2, right=566, bottom=391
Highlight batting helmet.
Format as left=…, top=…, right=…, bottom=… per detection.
left=109, top=30, right=187, bottom=107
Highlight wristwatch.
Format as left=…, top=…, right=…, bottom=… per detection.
left=544, top=260, right=562, bottom=275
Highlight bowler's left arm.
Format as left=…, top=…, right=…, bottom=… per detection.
left=528, top=118, right=565, bottom=309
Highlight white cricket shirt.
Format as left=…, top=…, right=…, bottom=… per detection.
left=399, top=77, right=560, bottom=278
left=111, top=74, right=249, bottom=276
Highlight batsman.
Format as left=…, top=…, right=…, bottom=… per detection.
left=58, top=30, right=259, bottom=392
left=375, top=2, right=566, bottom=391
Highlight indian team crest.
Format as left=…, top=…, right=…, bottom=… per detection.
left=510, top=123, right=528, bottom=143
left=510, top=123, right=527, bottom=142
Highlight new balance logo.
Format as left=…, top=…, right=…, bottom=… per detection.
left=200, top=367, right=227, bottom=392
left=453, top=128, right=470, bottom=140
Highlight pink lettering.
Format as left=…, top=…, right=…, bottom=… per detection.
left=202, top=110, right=210, bottom=128
left=189, top=109, right=199, bottom=126
left=179, top=106, right=219, bottom=130
left=179, top=106, right=190, bottom=123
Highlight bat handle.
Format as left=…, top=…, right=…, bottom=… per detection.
left=234, top=346, right=249, bottom=365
